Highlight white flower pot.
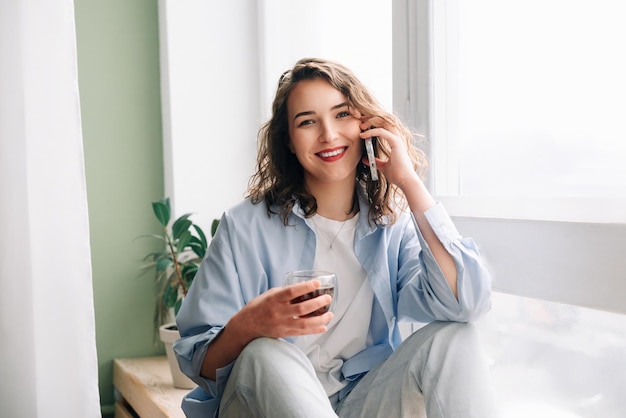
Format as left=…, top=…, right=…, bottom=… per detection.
left=159, top=323, right=196, bottom=389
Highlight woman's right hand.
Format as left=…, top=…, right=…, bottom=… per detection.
left=231, top=279, right=334, bottom=343
left=201, top=280, right=333, bottom=379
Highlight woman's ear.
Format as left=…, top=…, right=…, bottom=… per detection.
left=287, top=139, right=295, bottom=153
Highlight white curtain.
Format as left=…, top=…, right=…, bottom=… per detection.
left=0, top=0, right=100, bottom=417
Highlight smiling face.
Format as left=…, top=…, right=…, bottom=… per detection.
left=287, top=78, right=362, bottom=191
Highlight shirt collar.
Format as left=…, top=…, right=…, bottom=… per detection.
left=290, top=187, right=379, bottom=239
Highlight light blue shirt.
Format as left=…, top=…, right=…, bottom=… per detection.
left=173, top=194, right=492, bottom=417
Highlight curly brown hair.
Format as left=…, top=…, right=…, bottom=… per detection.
left=247, top=57, right=427, bottom=225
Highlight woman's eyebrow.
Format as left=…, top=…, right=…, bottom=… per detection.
left=331, top=102, right=349, bottom=110
left=293, top=110, right=314, bottom=121
left=293, top=102, right=349, bottom=122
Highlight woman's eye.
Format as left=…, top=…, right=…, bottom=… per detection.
left=337, top=111, right=350, bottom=118
left=298, top=119, right=314, bottom=127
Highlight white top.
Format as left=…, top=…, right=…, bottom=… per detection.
left=294, top=212, right=374, bottom=396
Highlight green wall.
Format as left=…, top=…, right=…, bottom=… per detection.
left=74, top=0, right=165, bottom=413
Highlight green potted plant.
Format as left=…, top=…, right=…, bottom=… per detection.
left=140, top=197, right=218, bottom=388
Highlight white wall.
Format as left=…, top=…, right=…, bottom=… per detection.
left=158, top=0, right=259, bottom=232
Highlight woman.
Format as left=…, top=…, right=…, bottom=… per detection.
left=174, top=58, right=497, bottom=417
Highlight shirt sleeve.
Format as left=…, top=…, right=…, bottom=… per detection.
left=172, top=327, right=234, bottom=398
left=172, top=213, right=244, bottom=398
left=396, top=202, right=492, bottom=322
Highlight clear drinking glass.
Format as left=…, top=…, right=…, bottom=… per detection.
left=283, top=270, right=337, bottom=317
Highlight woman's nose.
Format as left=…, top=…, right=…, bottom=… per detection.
left=319, top=121, right=338, bottom=143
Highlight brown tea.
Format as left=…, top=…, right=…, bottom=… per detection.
left=290, top=286, right=334, bottom=317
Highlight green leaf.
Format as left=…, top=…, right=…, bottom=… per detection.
left=184, top=273, right=197, bottom=289
left=153, top=249, right=169, bottom=258
left=188, top=237, right=206, bottom=259
left=173, top=213, right=193, bottom=224
left=163, top=284, right=178, bottom=308
left=152, top=200, right=170, bottom=227
left=194, top=224, right=208, bottom=248
left=141, top=252, right=157, bottom=263
left=172, top=217, right=192, bottom=240
left=143, top=249, right=169, bottom=263
left=155, top=257, right=174, bottom=272
left=211, top=219, right=220, bottom=238
left=181, top=263, right=198, bottom=278
left=174, top=297, right=183, bottom=315
left=176, top=230, right=192, bottom=253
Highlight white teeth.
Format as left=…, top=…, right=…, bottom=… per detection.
left=319, top=148, right=345, bottom=158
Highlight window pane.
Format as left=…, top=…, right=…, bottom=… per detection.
left=433, top=0, right=626, bottom=199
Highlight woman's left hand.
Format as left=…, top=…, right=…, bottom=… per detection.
left=359, top=116, right=420, bottom=191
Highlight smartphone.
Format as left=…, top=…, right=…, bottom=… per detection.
left=364, top=136, right=379, bottom=181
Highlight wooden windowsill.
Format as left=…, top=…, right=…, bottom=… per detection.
left=113, top=356, right=191, bottom=418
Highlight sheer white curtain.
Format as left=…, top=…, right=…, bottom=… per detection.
left=0, top=0, right=100, bottom=416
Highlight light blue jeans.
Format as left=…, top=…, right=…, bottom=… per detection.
left=218, top=322, right=498, bottom=418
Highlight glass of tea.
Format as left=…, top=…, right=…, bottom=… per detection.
left=284, top=270, right=337, bottom=317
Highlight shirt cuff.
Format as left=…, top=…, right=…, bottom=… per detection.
left=423, top=202, right=462, bottom=249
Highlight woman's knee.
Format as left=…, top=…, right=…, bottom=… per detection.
left=237, top=337, right=286, bottom=367
left=240, top=337, right=282, bottom=356
left=236, top=337, right=310, bottom=374
left=401, top=321, right=485, bottom=370
left=433, top=321, right=482, bottom=349
left=411, top=321, right=480, bottom=346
